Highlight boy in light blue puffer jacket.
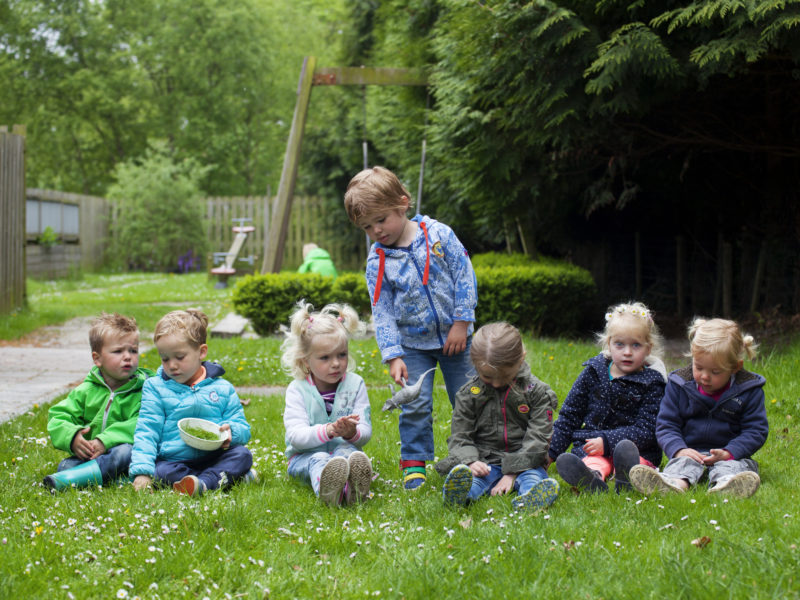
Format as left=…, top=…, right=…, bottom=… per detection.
left=130, top=309, right=253, bottom=496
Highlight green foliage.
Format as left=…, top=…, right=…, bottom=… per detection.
left=331, top=271, right=371, bottom=316
left=107, top=142, right=209, bottom=272
left=231, top=273, right=360, bottom=336
left=0, top=0, right=348, bottom=195
left=36, top=226, right=58, bottom=248
left=475, top=260, right=596, bottom=335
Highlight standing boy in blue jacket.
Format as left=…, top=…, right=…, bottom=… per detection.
left=345, top=166, right=478, bottom=489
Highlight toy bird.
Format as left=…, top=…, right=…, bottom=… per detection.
left=381, top=368, right=437, bottom=412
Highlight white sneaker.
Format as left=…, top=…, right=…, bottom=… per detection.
left=709, top=471, right=760, bottom=498
left=319, top=457, right=349, bottom=506
left=629, top=465, right=685, bottom=495
left=346, top=452, right=373, bottom=503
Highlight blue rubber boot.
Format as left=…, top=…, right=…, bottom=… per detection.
left=43, top=460, right=103, bottom=491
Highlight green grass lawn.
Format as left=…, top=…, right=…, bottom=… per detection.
left=2, top=274, right=800, bottom=598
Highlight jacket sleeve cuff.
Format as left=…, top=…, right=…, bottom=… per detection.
left=452, top=307, right=475, bottom=321
left=381, top=345, right=404, bottom=362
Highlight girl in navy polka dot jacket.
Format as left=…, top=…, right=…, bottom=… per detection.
left=549, top=302, right=667, bottom=494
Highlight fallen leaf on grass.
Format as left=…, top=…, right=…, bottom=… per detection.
left=459, top=518, right=472, bottom=529
left=691, top=536, right=711, bottom=548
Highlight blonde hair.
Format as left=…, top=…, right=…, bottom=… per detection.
left=280, top=301, right=365, bottom=380
left=471, top=322, right=525, bottom=375
left=89, top=313, right=139, bottom=353
left=344, top=166, right=411, bottom=226
left=687, top=317, right=757, bottom=372
left=153, top=309, right=209, bottom=348
left=597, top=301, right=664, bottom=359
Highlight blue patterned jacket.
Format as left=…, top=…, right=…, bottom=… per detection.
left=365, top=214, right=477, bottom=362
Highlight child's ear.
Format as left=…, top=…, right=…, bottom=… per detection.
left=732, top=359, right=744, bottom=374
left=199, top=344, right=209, bottom=361
left=399, top=195, right=410, bottom=211
left=92, top=351, right=102, bottom=368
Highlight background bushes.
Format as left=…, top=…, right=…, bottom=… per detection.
left=232, top=272, right=370, bottom=336
left=232, top=255, right=595, bottom=336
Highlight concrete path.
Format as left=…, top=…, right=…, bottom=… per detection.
left=0, top=317, right=96, bottom=423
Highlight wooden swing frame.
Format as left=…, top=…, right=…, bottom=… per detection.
left=260, top=56, right=428, bottom=273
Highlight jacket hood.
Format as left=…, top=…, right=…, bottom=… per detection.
left=158, top=360, right=226, bottom=382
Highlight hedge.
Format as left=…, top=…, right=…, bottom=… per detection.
left=231, top=272, right=370, bottom=336
left=232, top=255, right=595, bottom=336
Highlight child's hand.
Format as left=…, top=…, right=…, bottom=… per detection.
left=582, top=437, right=604, bottom=456
left=468, top=461, right=490, bottom=477
left=490, top=473, right=517, bottom=496
left=219, top=424, right=232, bottom=449
left=703, top=448, right=731, bottom=465
left=389, top=358, right=408, bottom=385
left=443, top=321, right=468, bottom=356
left=70, top=428, right=94, bottom=460
left=88, top=438, right=106, bottom=460
left=132, top=475, right=152, bottom=491
left=330, top=415, right=359, bottom=439
left=675, top=447, right=706, bottom=463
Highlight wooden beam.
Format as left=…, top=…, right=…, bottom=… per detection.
left=262, top=56, right=317, bottom=273
left=312, top=67, right=427, bottom=87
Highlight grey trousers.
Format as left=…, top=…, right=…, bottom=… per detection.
left=662, top=454, right=758, bottom=487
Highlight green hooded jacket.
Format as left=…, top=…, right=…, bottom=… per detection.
left=47, top=366, right=154, bottom=453
left=297, top=247, right=338, bottom=278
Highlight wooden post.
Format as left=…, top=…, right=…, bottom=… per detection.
left=261, top=58, right=429, bottom=273
left=262, top=56, right=317, bottom=273
left=749, top=240, right=767, bottom=313
left=676, top=235, right=685, bottom=318
left=634, top=231, right=642, bottom=298
left=722, top=241, right=733, bottom=318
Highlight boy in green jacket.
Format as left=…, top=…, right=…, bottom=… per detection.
left=44, top=313, right=153, bottom=491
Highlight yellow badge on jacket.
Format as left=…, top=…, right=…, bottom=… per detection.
left=518, top=404, right=530, bottom=413
left=470, top=386, right=480, bottom=395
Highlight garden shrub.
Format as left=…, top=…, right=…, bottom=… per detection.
left=233, top=255, right=594, bottom=337
left=232, top=272, right=370, bottom=336
left=474, top=256, right=595, bottom=335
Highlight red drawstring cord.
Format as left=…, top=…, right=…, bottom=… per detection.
left=371, top=221, right=429, bottom=306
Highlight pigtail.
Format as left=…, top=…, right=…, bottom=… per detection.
left=742, top=334, right=758, bottom=361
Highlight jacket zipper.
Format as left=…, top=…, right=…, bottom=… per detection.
left=101, top=391, right=115, bottom=432
left=502, top=387, right=511, bottom=452
left=408, top=250, right=444, bottom=346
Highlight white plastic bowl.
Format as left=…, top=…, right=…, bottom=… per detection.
left=178, top=418, right=226, bottom=451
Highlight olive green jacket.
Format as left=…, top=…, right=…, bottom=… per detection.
left=435, top=362, right=558, bottom=476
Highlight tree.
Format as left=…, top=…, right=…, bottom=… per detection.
left=107, top=141, right=210, bottom=272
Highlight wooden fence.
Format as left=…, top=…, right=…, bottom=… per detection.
left=0, top=126, right=26, bottom=313
left=206, top=195, right=366, bottom=273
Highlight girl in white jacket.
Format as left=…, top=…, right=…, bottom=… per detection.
left=281, top=301, right=373, bottom=506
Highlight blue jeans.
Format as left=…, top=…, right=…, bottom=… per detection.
left=287, top=444, right=358, bottom=496
left=399, top=339, right=473, bottom=462
left=58, top=443, right=132, bottom=482
left=154, top=445, right=253, bottom=491
left=468, top=464, right=548, bottom=500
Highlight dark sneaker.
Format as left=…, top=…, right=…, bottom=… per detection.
left=556, top=453, right=608, bottom=493
left=612, top=439, right=640, bottom=494
left=512, top=478, right=560, bottom=512
left=442, top=464, right=473, bottom=507
left=629, top=465, right=684, bottom=495
left=709, top=471, right=760, bottom=498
